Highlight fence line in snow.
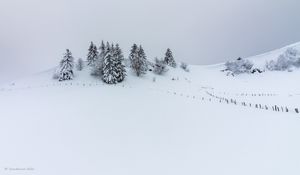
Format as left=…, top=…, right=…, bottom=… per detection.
left=205, top=91, right=299, bottom=114
left=1, top=82, right=299, bottom=115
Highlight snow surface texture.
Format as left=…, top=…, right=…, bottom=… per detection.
left=0, top=43, right=300, bottom=175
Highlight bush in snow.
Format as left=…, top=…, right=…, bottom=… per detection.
left=224, top=57, right=254, bottom=75
left=265, top=60, right=277, bottom=71
left=146, top=60, right=155, bottom=71
left=164, top=48, right=176, bottom=68
left=152, top=77, right=156, bottom=82
left=87, top=41, right=99, bottom=66
left=266, top=48, right=300, bottom=71
left=52, top=70, right=60, bottom=80
left=76, top=58, right=84, bottom=71
left=129, top=44, right=148, bottom=76
left=153, top=57, right=168, bottom=75
left=180, top=62, right=189, bottom=72
left=58, top=49, right=74, bottom=81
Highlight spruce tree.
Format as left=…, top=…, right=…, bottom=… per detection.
left=59, top=49, right=74, bottom=81
left=164, top=48, right=176, bottom=68
left=129, top=44, right=138, bottom=63
left=87, top=42, right=98, bottom=66
left=102, top=48, right=118, bottom=84
left=114, top=44, right=126, bottom=82
left=137, top=45, right=148, bottom=74
left=91, top=41, right=106, bottom=76
left=87, top=42, right=93, bottom=65
left=111, top=43, right=115, bottom=52
left=105, top=42, right=111, bottom=55
left=76, top=58, right=84, bottom=71
left=99, top=40, right=106, bottom=59
left=129, top=44, right=148, bottom=76
left=129, top=44, right=139, bottom=75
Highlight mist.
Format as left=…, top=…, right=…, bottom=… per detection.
left=1, top=0, right=300, bottom=82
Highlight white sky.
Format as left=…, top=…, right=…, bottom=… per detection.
left=0, top=0, right=300, bottom=81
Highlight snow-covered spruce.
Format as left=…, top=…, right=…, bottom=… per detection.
left=164, top=48, right=176, bottom=68
left=102, top=44, right=118, bottom=84
left=154, top=57, right=168, bottom=75
left=58, top=49, right=74, bottom=81
left=91, top=41, right=107, bottom=77
left=76, top=58, right=84, bottom=71
left=114, top=44, right=126, bottom=82
left=99, top=41, right=109, bottom=65
left=87, top=42, right=99, bottom=66
left=137, top=45, right=148, bottom=73
left=129, top=44, right=148, bottom=76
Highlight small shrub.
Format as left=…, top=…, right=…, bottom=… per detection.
left=153, top=58, right=168, bottom=75
left=266, top=47, right=300, bottom=71
left=53, top=72, right=59, bottom=79
left=152, top=77, right=156, bottom=82
left=180, top=62, right=189, bottom=72
left=224, top=57, right=253, bottom=75
left=76, top=58, right=84, bottom=71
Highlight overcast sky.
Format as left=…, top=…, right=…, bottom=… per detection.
left=1, top=0, right=300, bottom=81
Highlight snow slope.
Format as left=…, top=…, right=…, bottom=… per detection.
left=0, top=44, right=300, bottom=175
left=240, top=41, right=300, bottom=69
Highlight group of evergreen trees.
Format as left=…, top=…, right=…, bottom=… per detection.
left=152, top=48, right=177, bottom=75
left=129, top=44, right=148, bottom=76
left=90, top=41, right=126, bottom=84
left=56, top=41, right=177, bottom=83
left=87, top=42, right=98, bottom=66
left=101, top=42, right=126, bottom=84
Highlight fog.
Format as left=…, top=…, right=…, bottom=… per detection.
left=0, top=0, right=300, bottom=81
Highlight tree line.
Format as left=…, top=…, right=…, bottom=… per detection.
left=55, top=41, right=179, bottom=84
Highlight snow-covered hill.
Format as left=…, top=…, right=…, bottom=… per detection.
left=1, top=43, right=300, bottom=175
left=235, top=41, right=300, bottom=69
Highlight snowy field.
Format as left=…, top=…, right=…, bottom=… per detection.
left=0, top=44, right=300, bottom=175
